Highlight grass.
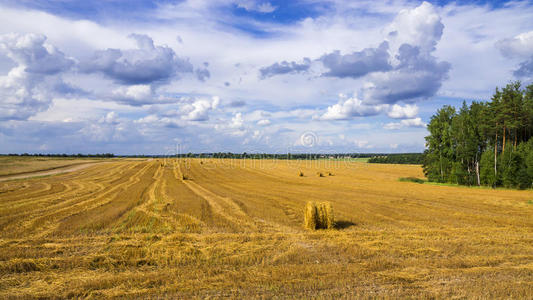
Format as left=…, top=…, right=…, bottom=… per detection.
left=0, top=158, right=532, bottom=298
left=399, top=177, right=425, bottom=184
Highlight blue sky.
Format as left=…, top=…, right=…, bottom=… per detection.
left=0, top=0, right=532, bottom=155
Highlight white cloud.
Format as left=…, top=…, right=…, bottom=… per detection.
left=384, top=1, right=444, bottom=54
left=496, top=30, right=533, bottom=58
left=235, top=0, right=277, bottom=13
left=1, top=0, right=532, bottom=154
left=320, top=95, right=386, bottom=120
left=112, top=84, right=152, bottom=102
left=0, top=33, right=74, bottom=120
left=387, top=104, right=419, bottom=119
left=0, top=33, right=74, bottom=75
left=99, top=111, right=119, bottom=124
left=80, top=33, right=194, bottom=85
left=182, top=96, right=220, bottom=121
left=230, top=112, right=244, bottom=129
left=496, top=30, right=533, bottom=78
left=384, top=117, right=426, bottom=130
left=257, top=119, right=271, bottom=126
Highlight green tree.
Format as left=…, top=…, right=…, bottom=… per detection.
left=480, top=147, right=496, bottom=187
left=424, top=105, right=456, bottom=182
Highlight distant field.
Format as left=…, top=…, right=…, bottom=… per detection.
left=319, top=157, right=370, bottom=162
left=0, top=158, right=531, bottom=298
left=0, top=156, right=100, bottom=177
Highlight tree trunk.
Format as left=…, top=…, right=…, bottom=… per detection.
left=475, top=160, right=480, bottom=186
left=439, top=153, right=443, bottom=182
left=502, top=126, right=506, bottom=153
left=494, top=132, right=498, bottom=178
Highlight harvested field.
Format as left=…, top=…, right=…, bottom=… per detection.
left=0, top=158, right=532, bottom=298
left=0, top=156, right=102, bottom=177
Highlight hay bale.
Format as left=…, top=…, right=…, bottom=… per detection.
left=319, top=202, right=335, bottom=229
left=304, top=201, right=334, bottom=230
left=304, top=202, right=318, bottom=230
left=317, top=172, right=325, bottom=177
left=299, top=171, right=304, bottom=177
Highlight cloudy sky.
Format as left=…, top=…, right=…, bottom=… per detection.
left=0, top=0, right=532, bottom=155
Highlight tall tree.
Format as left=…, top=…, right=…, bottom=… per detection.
left=424, top=81, right=533, bottom=189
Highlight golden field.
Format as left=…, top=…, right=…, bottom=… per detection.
left=0, top=156, right=100, bottom=177
left=0, top=157, right=532, bottom=298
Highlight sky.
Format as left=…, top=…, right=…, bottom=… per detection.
left=0, top=0, right=532, bottom=155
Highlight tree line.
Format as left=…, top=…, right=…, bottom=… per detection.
left=368, top=153, right=424, bottom=164
left=423, top=81, right=533, bottom=189
left=3, top=153, right=115, bottom=158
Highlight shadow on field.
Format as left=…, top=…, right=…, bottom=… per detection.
left=335, top=220, right=356, bottom=229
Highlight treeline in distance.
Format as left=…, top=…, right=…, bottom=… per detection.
left=3, top=153, right=115, bottom=158
left=367, top=153, right=424, bottom=164
left=424, top=81, right=533, bottom=189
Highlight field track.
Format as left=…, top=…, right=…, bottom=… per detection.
left=0, top=158, right=531, bottom=298
left=0, top=161, right=104, bottom=182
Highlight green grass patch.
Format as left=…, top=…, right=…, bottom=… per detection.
left=398, top=177, right=425, bottom=184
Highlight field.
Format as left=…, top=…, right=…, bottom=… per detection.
left=0, top=156, right=101, bottom=177
left=0, top=157, right=532, bottom=298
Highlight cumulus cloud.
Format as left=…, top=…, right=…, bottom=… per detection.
left=497, top=31, right=533, bottom=78
left=320, top=95, right=387, bottom=120
left=181, top=96, right=220, bottom=121
left=0, top=33, right=74, bottom=75
left=258, top=2, right=450, bottom=106
left=319, top=42, right=391, bottom=78
left=384, top=117, right=426, bottom=130
left=387, top=104, right=418, bottom=119
left=496, top=31, right=533, bottom=58
left=230, top=112, right=244, bottom=129
left=112, top=84, right=153, bottom=104
left=235, top=0, right=277, bottom=13
left=99, top=111, right=119, bottom=124
left=80, top=33, right=193, bottom=85
left=362, top=2, right=451, bottom=105
left=259, top=58, right=311, bottom=79
left=257, top=119, right=270, bottom=126
left=384, top=1, right=444, bottom=54
left=363, top=44, right=450, bottom=104
left=0, top=33, right=74, bottom=120
left=514, top=58, right=533, bottom=78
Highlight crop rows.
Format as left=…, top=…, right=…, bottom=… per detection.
left=0, top=159, right=531, bottom=298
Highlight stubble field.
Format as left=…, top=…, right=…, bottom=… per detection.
left=0, top=157, right=532, bottom=298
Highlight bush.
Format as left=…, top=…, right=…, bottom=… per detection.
left=304, top=201, right=334, bottom=230
left=399, top=177, right=425, bottom=184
